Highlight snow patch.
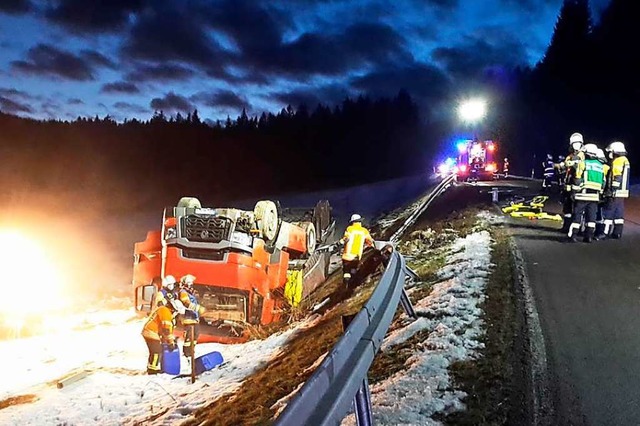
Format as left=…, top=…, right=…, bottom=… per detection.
left=345, top=230, right=492, bottom=425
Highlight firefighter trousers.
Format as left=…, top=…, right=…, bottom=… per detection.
left=561, top=192, right=573, bottom=232
left=144, top=337, right=163, bottom=375
left=182, top=324, right=200, bottom=358
left=569, top=201, right=597, bottom=241
left=603, top=198, right=625, bottom=238
left=342, top=259, right=360, bottom=286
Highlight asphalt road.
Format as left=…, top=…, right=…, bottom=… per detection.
left=495, top=179, right=640, bottom=425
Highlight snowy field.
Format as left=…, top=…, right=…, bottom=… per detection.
left=0, top=309, right=309, bottom=425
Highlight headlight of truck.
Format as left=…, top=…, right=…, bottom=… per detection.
left=231, top=231, right=252, bottom=246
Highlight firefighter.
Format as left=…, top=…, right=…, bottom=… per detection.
left=601, top=141, right=630, bottom=239
left=141, top=303, right=177, bottom=374
left=560, top=132, right=586, bottom=233
left=555, top=155, right=566, bottom=187
left=154, top=275, right=178, bottom=308
left=502, top=157, right=510, bottom=178
left=340, top=214, right=375, bottom=286
left=542, top=154, right=555, bottom=191
left=178, top=274, right=205, bottom=358
left=567, top=143, right=605, bottom=243
left=594, top=148, right=611, bottom=239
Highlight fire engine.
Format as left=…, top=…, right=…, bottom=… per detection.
left=132, top=197, right=335, bottom=343
left=455, top=139, right=498, bottom=181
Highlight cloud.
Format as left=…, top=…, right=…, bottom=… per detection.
left=122, top=3, right=229, bottom=77
left=431, top=28, right=529, bottom=80
left=273, top=84, right=350, bottom=107
left=124, top=62, right=196, bottom=82
left=67, top=98, right=84, bottom=105
left=81, top=50, right=117, bottom=69
left=113, top=101, right=148, bottom=114
left=0, top=0, right=32, bottom=14
left=203, top=0, right=409, bottom=78
left=237, top=22, right=410, bottom=78
left=101, top=81, right=140, bottom=94
left=11, top=44, right=114, bottom=81
left=191, top=90, right=251, bottom=110
left=45, top=0, right=146, bottom=33
left=0, top=95, right=33, bottom=113
left=150, top=91, right=193, bottom=114
left=352, top=62, right=451, bottom=101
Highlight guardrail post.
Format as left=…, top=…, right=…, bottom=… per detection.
left=342, top=314, right=374, bottom=426
left=354, top=377, right=374, bottom=426
left=399, top=287, right=417, bottom=319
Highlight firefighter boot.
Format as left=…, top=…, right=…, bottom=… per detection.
left=612, top=224, right=623, bottom=239
left=583, top=227, right=594, bottom=243
left=594, top=223, right=607, bottom=240
left=561, top=216, right=572, bottom=234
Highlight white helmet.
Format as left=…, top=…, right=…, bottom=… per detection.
left=596, top=148, right=606, bottom=161
left=607, top=141, right=627, bottom=155
left=162, top=275, right=177, bottom=291
left=583, top=143, right=599, bottom=158
left=349, top=213, right=362, bottom=223
left=570, top=132, right=584, bottom=144
left=180, top=274, right=196, bottom=288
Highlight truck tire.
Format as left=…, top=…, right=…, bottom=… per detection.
left=254, top=200, right=279, bottom=242
left=177, top=197, right=201, bottom=209
left=300, top=222, right=317, bottom=255
left=313, top=200, right=331, bottom=242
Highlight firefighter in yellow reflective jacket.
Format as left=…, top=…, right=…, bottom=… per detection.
left=141, top=304, right=177, bottom=374
left=178, top=274, right=205, bottom=358
left=568, top=144, right=605, bottom=243
left=601, top=141, right=630, bottom=239
left=340, top=214, right=375, bottom=286
left=561, top=132, right=586, bottom=233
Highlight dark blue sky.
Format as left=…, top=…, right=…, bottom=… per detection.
left=0, top=0, right=610, bottom=122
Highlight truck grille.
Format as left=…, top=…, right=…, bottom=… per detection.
left=182, top=248, right=226, bottom=261
left=184, top=215, right=231, bottom=243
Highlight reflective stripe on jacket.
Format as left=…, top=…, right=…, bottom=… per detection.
left=610, top=156, right=630, bottom=198
left=179, top=289, right=202, bottom=324
left=341, top=223, right=374, bottom=261
left=142, top=306, right=175, bottom=342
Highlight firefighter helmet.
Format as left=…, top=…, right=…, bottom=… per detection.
left=162, top=275, right=177, bottom=291
left=607, top=141, right=627, bottom=155
left=583, top=143, right=599, bottom=158
left=570, top=132, right=584, bottom=144
left=596, top=148, right=606, bottom=163
left=349, top=214, right=362, bottom=223
left=180, top=274, right=196, bottom=288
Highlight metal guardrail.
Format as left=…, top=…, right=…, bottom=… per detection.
left=275, top=174, right=456, bottom=426
left=389, top=173, right=457, bottom=244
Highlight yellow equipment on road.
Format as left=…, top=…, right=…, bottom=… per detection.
left=501, top=196, right=562, bottom=222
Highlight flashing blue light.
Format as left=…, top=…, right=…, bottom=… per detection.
left=456, top=141, right=468, bottom=153
left=445, top=157, right=456, bottom=166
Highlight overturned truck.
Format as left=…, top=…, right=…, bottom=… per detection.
left=132, top=197, right=335, bottom=343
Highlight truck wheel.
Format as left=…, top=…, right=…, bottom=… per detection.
left=300, top=222, right=317, bottom=255
left=313, top=200, right=331, bottom=242
left=254, top=200, right=279, bottom=242
left=177, top=197, right=201, bottom=209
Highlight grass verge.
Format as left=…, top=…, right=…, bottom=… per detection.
left=184, top=267, right=384, bottom=426
left=443, top=226, right=521, bottom=425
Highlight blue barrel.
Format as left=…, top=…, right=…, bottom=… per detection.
left=194, top=351, right=224, bottom=375
left=161, top=344, right=181, bottom=375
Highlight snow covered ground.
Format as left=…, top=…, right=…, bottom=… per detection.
left=344, top=213, right=496, bottom=425
left=0, top=309, right=308, bottom=425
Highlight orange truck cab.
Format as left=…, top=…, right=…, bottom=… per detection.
left=133, top=197, right=334, bottom=343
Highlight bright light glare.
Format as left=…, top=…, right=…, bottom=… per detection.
left=0, top=230, right=66, bottom=317
left=458, top=99, right=487, bottom=123
left=457, top=141, right=468, bottom=153
left=438, top=164, right=449, bottom=174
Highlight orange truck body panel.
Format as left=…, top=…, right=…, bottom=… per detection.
left=132, top=201, right=332, bottom=344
